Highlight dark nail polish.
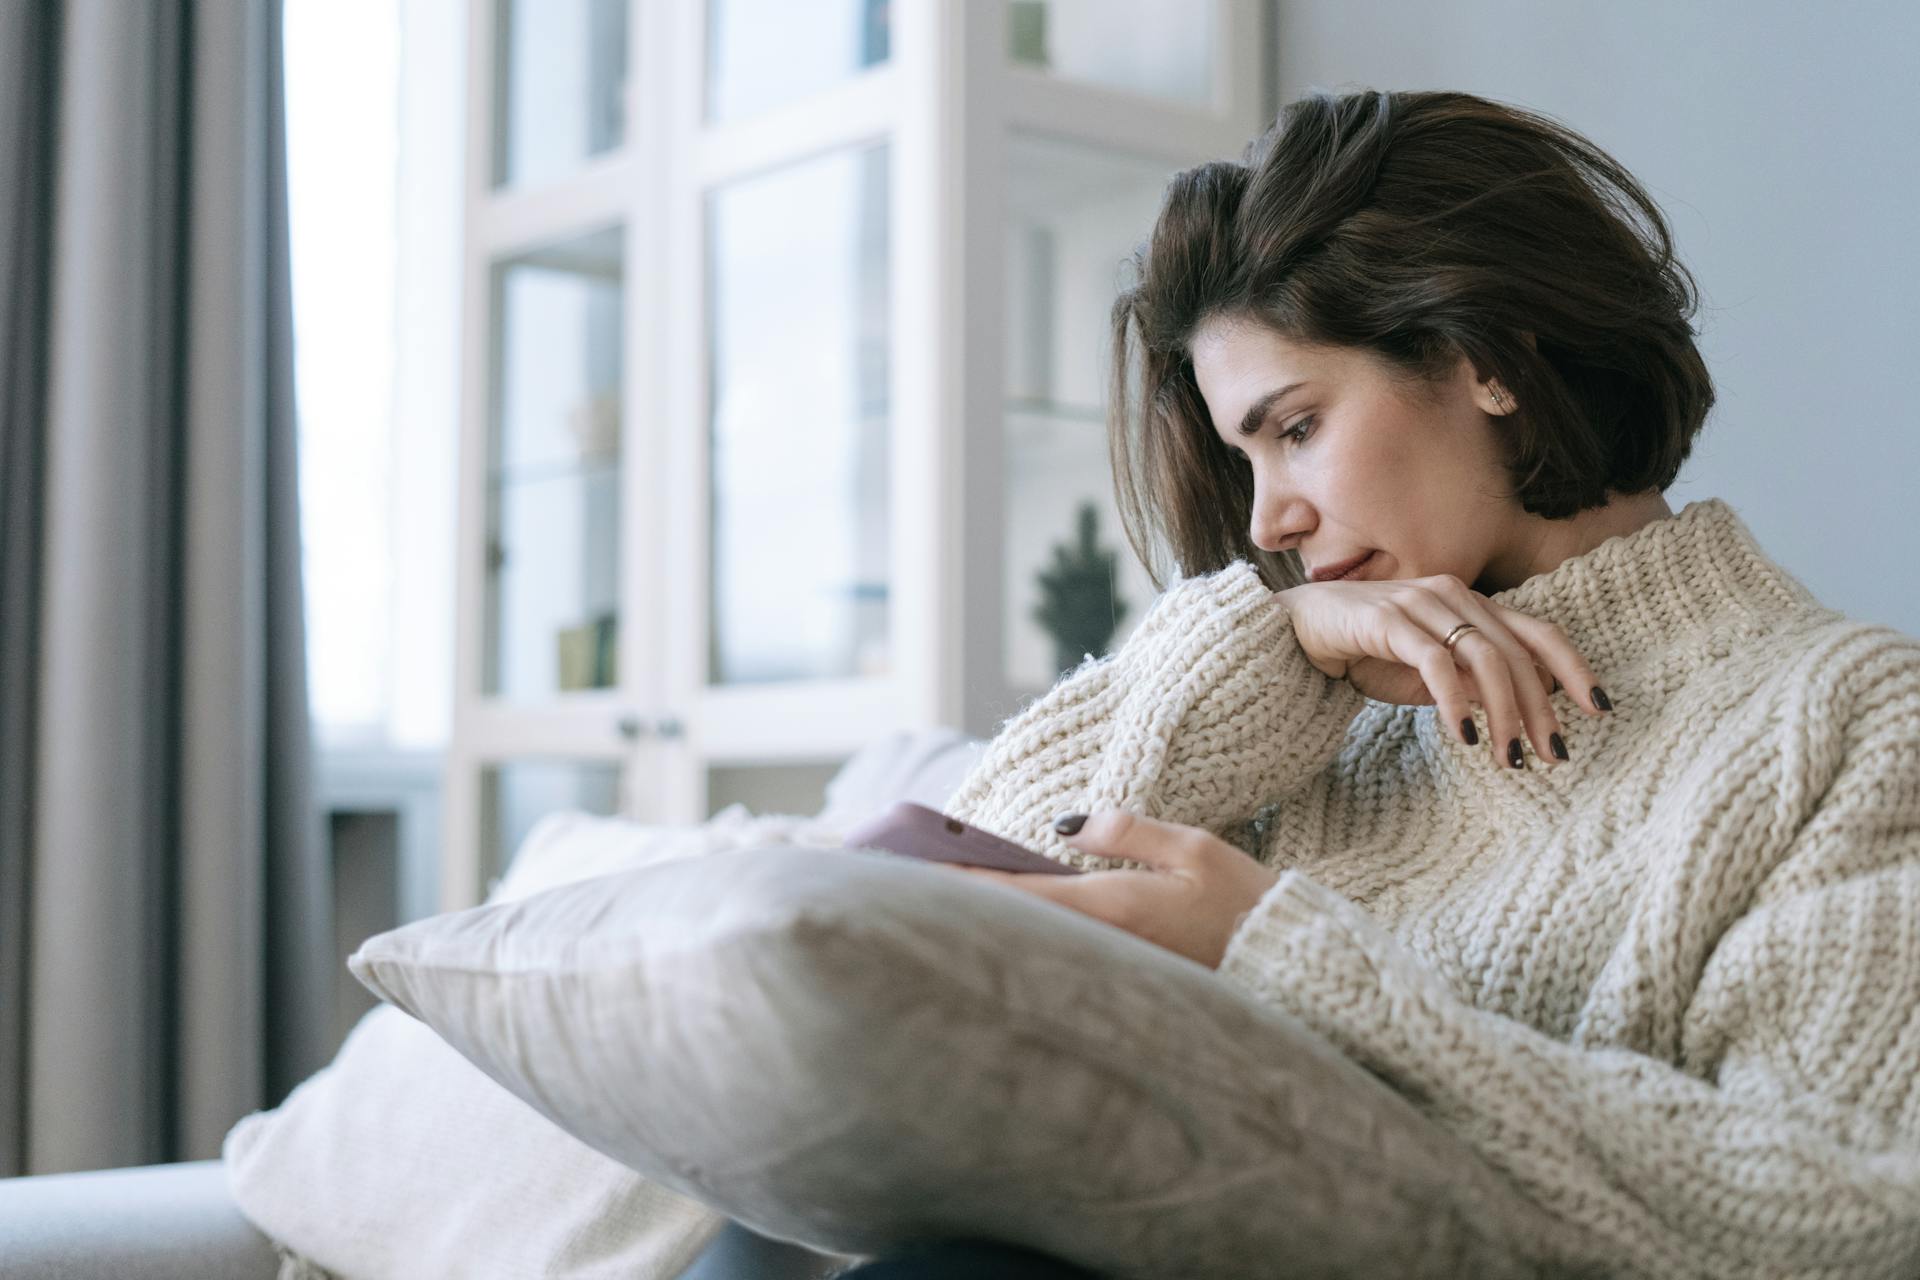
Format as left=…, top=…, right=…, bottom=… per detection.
left=1507, top=738, right=1526, bottom=769
left=1460, top=717, right=1478, bottom=746
left=1590, top=686, right=1612, bottom=712
left=1053, top=813, right=1087, bottom=836
left=1550, top=732, right=1569, bottom=761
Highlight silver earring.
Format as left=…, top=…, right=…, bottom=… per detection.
left=1489, top=383, right=1513, bottom=413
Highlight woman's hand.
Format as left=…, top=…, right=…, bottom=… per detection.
left=1278, top=573, right=1612, bottom=767
left=938, top=811, right=1279, bottom=970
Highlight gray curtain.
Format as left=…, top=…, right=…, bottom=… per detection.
left=0, top=0, right=332, bottom=1176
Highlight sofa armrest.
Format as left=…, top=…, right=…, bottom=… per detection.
left=675, top=1220, right=858, bottom=1279
left=0, top=1159, right=280, bottom=1280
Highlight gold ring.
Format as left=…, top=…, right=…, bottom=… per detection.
left=1442, top=622, right=1480, bottom=652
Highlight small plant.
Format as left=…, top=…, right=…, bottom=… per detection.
left=1031, top=501, right=1129, bottom=678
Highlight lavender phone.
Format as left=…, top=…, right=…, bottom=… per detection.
left=843, top=801, right=1083, bottom=875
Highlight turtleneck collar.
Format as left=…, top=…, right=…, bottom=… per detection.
left=1485, top=498, right=1824, bottom=675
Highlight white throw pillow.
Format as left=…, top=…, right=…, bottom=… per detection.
left=348, top=843, right=1554, bottom=1280
left=812, top=727, right=984, bottom=829
left=223, top=807, right=863, bottom=1280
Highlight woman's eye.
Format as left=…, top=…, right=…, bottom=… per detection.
left=1229, top=415, right=1313, bottom=463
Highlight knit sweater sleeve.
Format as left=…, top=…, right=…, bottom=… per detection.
left=1214, top=666, right=1920, bottom=1279
left=944, top=559, right=1366, bottom=871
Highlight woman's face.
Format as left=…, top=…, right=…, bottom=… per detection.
left=1189, top=315, right=1526, bottom=592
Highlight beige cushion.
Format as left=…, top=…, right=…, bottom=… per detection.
left=222, top=807, right=862, bottom=1280
left=349, top=842, right=1549, bottom=1280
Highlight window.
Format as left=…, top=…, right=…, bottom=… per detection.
left=284, top=0, right=464, bottom=750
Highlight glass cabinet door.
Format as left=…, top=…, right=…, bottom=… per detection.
left=706, top=0, right=891, bottom=123
left=1006, top=0, right=1218, bottom=109
left=706, top=144, right=891, bottom=686
left=1002, top=133, right=1176, bottom=695
left=492, top=0, right=630, bottom=187
left=483, top=226, right=625, bottom=703
left=478, top=759, right=623, bottom=891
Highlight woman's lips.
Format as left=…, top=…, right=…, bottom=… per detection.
left=1311, top=550, right=1376, bottom=583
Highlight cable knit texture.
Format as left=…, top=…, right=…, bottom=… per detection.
left=945, top=498, right=1920, bottom=1279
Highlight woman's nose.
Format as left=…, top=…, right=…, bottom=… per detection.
left=1249, top=490, right=1308, bottom=555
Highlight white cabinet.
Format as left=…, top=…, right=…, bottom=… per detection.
left=442, top=0, right=1270, bottom=908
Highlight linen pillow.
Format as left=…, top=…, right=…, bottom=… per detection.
left=348, top=843, right=1557, bottom=1280
left=223, top=805, right=865, bottom=1280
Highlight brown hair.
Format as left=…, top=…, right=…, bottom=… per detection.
left=1108, top=88, right=1715, bottom=591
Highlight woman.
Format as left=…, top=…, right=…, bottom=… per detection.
left=844, top=90, right=1920, bottom=1279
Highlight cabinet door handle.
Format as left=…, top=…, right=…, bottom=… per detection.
left=616, top=714, right=647, bottom=741
left=653, top=716, right=685, bottom=741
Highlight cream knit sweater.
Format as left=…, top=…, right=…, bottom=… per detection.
left=944, top=497, right=1920, bottom=1279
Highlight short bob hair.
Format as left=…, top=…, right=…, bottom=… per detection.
left=1108, top=88, right=1716, bottom=592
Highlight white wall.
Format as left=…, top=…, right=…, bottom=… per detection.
left=1271, top=0, right=1920, bottom=636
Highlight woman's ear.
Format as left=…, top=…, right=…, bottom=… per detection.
left=1481, top=331, right=1534, bottom=413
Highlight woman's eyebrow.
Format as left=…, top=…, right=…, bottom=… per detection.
left=1237, top=382, right=1310, bottom=437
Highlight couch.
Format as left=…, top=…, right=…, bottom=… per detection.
left=0, top=727, right=988, bottom=1280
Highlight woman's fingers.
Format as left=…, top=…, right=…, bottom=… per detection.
left=1455, top=628, right=1538, bottom=767
left=1385, top=616, right=1476, bottom=744
left=1489, top=603, right=1608, bottom=716
left=1437, top=592, right=1566, bottom=765
left=1387, top=607, right=1526, bottom=765
left=1401, top=584, right=1559, bottom=767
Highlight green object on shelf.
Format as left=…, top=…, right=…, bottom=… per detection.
left=557, top=611, right=618, bottom=691
left=1009, top=0, right=1048, bottom=67
left=1031, top=501, right=1128, bottom=679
